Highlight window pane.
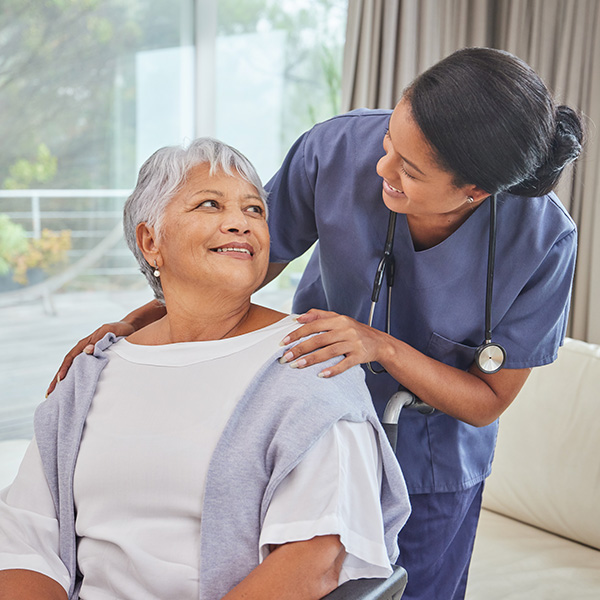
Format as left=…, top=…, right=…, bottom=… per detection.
left=0, top=0, right=195, bottom=442
left=214, top=0, right=348, bottom=181
left=214, top=0, right=348, bottom=304
left=0, top=0, right=347, bottom=449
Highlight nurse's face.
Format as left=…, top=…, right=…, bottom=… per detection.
left=376, top=99, right=483, bottom=217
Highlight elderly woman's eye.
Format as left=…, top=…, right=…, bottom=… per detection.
left=247, top=205, right=264, bottom=215
left=198, top=199, right=218, bottom=208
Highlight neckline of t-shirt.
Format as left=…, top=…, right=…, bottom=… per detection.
left=109, top=314, right=298, bottom=366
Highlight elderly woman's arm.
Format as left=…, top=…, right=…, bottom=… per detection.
left=223, top=535, right=345, bottom=600
left=0, top=570, right=67, bottom=600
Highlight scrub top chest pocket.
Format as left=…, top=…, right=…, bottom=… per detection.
left=426, top=332, right=479, bottom=371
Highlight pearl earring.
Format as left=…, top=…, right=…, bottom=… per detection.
left=153, top=260, right=160, bottom=278
left=466, top=196, right=474, bottom=204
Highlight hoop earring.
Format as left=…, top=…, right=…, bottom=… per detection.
left=466, top=196, right=474, bottom=204
left=153, top=260, right=160, bottom=278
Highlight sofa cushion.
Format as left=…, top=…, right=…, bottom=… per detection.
left=482, top=338, right=600, bottom=550
left=466, top=508, right=600, bottom=599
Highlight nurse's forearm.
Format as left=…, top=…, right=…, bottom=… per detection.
left=278, top=309, right=530, bottom=426
left=0, top=570, right=67, bottom=600
left=222, top=535, right=345, bottom=600
left=378, top=335, right=530, bottom=427
left=122, top=299, right=166, bottom=330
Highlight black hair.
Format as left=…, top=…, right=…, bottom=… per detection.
left=404, top=47, right=584, bottom=197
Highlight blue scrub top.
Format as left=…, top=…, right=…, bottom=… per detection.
left=266, top=109, right=577, bottom=494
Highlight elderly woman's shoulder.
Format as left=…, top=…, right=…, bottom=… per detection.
left=244, top=305, right=289, bottom=332
left=266, top=357, right=373, bottom=416
left=232, top=357, right=376, bottom=448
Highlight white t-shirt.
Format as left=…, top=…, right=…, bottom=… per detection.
left=0, top=315, right=395, bottom=598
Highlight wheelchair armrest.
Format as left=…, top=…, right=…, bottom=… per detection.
left=321, top=565, right=407, bottom=600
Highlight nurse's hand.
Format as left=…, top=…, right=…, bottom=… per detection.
left=45, top=320, right=135, bottom=397
left=279, top=309, right=389, bottom=377
left=45, top=299, right=166, bottom=397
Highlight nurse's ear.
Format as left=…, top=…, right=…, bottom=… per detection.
left=464, top=185, right=491, bottom=205
left=136, top=222, right=163, bottom=269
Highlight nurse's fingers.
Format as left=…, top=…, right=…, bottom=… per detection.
left=280, top=335, right=351, bottom=368
left=295, top=308, right=338, bottom=323
left=282, top=311, right=356, bottom=347
left=281, top=340, right=360, bottom=378
left=284, top=309, right=339, bottom=339
left=280, top=310, right=388, bottom=377
left=281, top=317, right=364, bottom=362
left=317, top=355, right=360, bottom=378
left=45, top=321, right=135, bottom=397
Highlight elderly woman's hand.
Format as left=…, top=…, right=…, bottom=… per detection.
left=279, top=309, right=392, bottom=378
left=45, top=321, right=135, bottom=397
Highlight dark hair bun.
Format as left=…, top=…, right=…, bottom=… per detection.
left=405, top=48, right=585, bottom=198
left=509, top=105, right=585, bottom=197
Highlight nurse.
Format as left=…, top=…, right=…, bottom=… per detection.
left=49, top=48, right=584, bottom=600
left=262, top=47, right=583, bottom=599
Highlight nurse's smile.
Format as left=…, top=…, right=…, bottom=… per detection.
left=382, top=179, right=405, bottom=197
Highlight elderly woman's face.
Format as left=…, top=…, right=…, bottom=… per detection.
left=155, top=163, right=269, bottom=299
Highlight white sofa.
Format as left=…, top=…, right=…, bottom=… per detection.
left=465, top=338, right=600, bottom=599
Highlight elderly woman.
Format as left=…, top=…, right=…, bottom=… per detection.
left=0, top=138, right=410, bottom=600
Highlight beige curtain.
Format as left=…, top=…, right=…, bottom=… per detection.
left=342, top=0, right=600, bottom=343
left=341, top=0, right=493, bottom=110
left=493, top=0, right=600, bottom=343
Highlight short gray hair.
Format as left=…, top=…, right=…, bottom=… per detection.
left=123, top=137, right=268, bottom=304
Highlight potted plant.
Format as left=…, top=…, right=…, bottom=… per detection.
left=0, top=214, right=71, bottom=290
left=0, top=215, right=29, bottom=291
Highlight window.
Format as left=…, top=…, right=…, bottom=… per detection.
left=0, top=0, right=347, bottom=444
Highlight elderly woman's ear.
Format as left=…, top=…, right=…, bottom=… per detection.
left=136, top=222, right=162, bottom=268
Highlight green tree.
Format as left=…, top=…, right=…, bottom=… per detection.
left=0, top=215, right=28, bottom=276
left=3, top=143, right=58, bottom=189
left=0, top=0, right=190, bottom=190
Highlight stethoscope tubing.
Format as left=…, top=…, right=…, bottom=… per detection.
left=476, top=195, right=506, bottom=374
left=484, top=195, right=498, bottom=343
left=367, top=195, right=506, bottom=381
left=367, top=211, right=397, bottom=374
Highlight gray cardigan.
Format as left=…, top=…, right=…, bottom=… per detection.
left=34, top=333, right=410, bottom=599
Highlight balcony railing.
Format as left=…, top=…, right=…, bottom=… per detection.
left=0, top=189, right=135, bottom=311
left=0, top=188, right=131, bottom=237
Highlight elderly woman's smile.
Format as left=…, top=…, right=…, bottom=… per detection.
left=211, top=242, right=255, bottom=257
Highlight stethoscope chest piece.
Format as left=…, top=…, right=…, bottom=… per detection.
left=475, top=341, right=506, bottom=374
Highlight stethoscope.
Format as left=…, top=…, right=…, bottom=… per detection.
left=367, top=194, right=506, bottom=378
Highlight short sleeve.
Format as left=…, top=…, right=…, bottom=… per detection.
left=498, top=228, right=577, bottom=368
left=258, top=420, right=401, bottom=584
left=265, top=131, right=319, bottom=263
left=0, top=438, right=70, bottom=591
